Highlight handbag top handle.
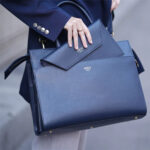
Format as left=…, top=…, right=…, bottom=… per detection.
left=55, top=0, right=94, bottom=48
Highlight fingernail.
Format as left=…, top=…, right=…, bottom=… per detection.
left=90, top=40, right=93, bottom=44
left=76, top=46, right=78, bottom=50
left=85, top=45, right=88, bottom=48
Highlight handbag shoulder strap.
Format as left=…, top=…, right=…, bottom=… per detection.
left=4, top=55, right=29, bottom=79
left=57, top=0, right=93, bottom=24
left=55, top=0, right=94, bottom=48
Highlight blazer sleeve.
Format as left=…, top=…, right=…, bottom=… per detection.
left=1, top=0, right=71, bottom=42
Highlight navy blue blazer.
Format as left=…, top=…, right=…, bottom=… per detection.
left=1, top=0, right=113, bottom=103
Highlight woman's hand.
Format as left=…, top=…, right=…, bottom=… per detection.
left=64, top=17, right=93, bottom=50
left=111, top=0, right=120, bottom=12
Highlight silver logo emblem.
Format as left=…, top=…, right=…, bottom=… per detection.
left=83, top=66, right=92, bottom=71
left=77, top=47, right=84, bottom=53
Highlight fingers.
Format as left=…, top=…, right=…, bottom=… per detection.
left=73, top=23, right=78, bottom=50
left=76, top=19, right=83, bottom=31
left=79, top=30, right=87, bottom=48
left=67, top=25, right=73, bottom=47
left=116, top=0, right=120, bottom=6
left=77, top=19, right=93, bottom=49
left=76, top=20, right=87, bottom=48
left=111, top=0, right=120, bottom=11
left=111, top=1, right=116, bottom=12
left=64, top=17, right=93, bottom=50
left=82, top=23, right=93, bottom=44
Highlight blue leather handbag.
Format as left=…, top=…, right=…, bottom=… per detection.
left=4, top=1, right=147, bottom=135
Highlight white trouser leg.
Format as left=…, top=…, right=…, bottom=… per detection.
left=32, top=130, right=88, bottom=150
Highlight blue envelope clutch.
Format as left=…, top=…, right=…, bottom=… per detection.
left=4, top=2, right=147, bottom=135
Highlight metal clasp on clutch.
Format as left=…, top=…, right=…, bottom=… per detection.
left=77, top=46, right=84, bottom=53
left=83, top=66, right=92, bottom=71
left=39, top=37, right=46, bottom=49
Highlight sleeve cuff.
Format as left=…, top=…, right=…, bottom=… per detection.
left=32, top=7, right=71, bottom=42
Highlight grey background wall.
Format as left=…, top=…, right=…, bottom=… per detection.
left=0, top=0, right=150, bottom=150
left=0, top=5, right=28, bottom=70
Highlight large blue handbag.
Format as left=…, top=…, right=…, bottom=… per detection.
left=4, top=1, right=147, bottom=135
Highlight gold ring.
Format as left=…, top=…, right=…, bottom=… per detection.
left=78, top=28, right=83, bottom=32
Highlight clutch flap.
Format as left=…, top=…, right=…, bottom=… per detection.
left=41, top=19, right=103, bottom=70
left=117, top=40, right=134, bottom=57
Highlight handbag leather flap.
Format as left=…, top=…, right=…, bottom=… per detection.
left=41, top=19, right=103, bottom=70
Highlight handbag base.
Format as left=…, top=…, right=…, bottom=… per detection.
left=37, top=114, right=144, bottom=136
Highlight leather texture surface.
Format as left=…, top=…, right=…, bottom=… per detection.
left=40, top=19, right=123, bottom=70
left=3, top=0, right=146, bottom=135
left=4, top=19, right=147, bottom=135
left=28, top=28, right=147, bottom=135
